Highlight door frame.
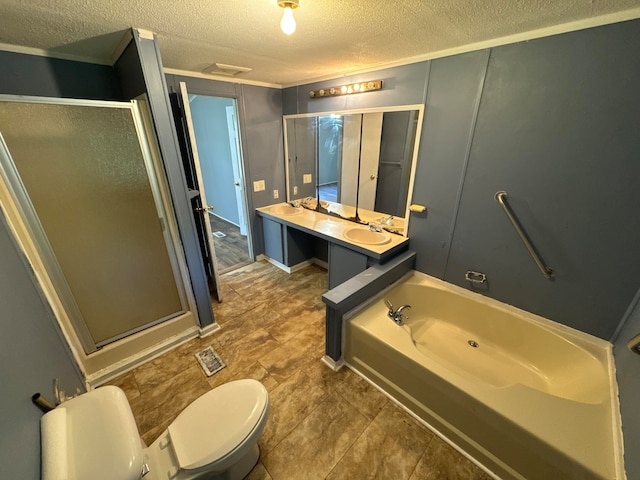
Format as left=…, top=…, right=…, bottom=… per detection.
left=225, top=105, right=250, bottom=239
left=179, top=87, right=254, bottom=271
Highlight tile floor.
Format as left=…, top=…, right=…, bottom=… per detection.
left=108, top=260, right=492, bottom=480
left=208, top=213, right=251, bottom=273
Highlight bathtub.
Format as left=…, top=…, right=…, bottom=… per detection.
left=343, top=271, right=624, bottom=480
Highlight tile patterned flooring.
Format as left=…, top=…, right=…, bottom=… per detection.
left=208, top=213, right=251, bottom=273
left=108, top=260, right=492, bottom=480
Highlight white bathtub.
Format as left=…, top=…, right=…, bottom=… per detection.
left=343, top=271, right=624, bottom=480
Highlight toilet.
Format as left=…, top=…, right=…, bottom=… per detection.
left=40, top=379, right=270, bottom=480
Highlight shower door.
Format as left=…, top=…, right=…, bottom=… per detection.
left=0, top=96, right=189, bottom=353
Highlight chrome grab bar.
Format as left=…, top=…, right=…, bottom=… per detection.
left=495, top=191, right=555, bottom=279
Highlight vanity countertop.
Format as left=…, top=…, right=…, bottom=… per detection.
left=256, top=202, right=409, bottom=260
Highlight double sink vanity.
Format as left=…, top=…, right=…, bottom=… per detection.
left=256, top=103, right=424, bottom=363
left=258, top=103, right=424, bottom=290
left=256, top=202, right=409, bottom=289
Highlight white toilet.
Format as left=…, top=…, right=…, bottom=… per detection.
left=40, top=379, right=270, bottom=480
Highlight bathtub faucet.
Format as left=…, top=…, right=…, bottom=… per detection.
left=384, top=300, right=411, bottom=326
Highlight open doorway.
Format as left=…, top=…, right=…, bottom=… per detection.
left=187, top=94, right=252, bottom=274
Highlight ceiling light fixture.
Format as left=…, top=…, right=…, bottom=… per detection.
left=278, top=0, right=299, bottom=35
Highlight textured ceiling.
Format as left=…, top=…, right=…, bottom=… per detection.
left=0, top=0, right=639, bottom=86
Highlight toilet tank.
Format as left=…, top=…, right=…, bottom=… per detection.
left=41, top=386, right=144, bottom=480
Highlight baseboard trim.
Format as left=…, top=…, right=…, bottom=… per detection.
left=260, top=255, right=328, bottom=274
left=86, top=326, right=200, bottom=388
left=199, top=322, right=221, bottom=338
left=313, top=258, right=328, bottom=269
left=289, top=259, right=315, bottom=273
left=321, top=355, right=345, bottom=371
left=263, top=256, right=292, bottom=273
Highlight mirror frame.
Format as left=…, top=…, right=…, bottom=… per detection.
left=283, top=104, right=425, bottom=236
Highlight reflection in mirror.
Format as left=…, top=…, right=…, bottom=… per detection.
left=317, top=116, right=343, bottom=203
left=284, top=105, right=423, bottom=234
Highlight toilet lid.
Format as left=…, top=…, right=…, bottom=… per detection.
left=168, top=379, right=268, bottom=471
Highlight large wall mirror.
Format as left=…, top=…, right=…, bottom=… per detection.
left=283, top=105, right=424, bottom=233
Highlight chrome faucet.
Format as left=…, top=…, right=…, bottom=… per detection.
left=368, top=222, right=383, bottom=232
left=300, top=196, right=315, bottom=208
left=384, top=300, right=411, bottom=326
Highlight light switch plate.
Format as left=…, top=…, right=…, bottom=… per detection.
left=253, top=180, right=265, bottom=192
left=303, top=174, right=312, bottom=184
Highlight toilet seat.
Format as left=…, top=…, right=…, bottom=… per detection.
left=167, top=379, right=269, bottom=471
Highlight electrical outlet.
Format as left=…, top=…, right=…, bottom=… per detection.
left=293, top=186, right=298, bottom=195
left=253, top=180, right=265, bottom=192
left=303, top=174, right=312, bottom=184
left=273, top=189, right=279, bottom=199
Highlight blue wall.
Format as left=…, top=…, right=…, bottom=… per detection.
left=189, top=95, right=240, bottom=225
left=283, top=19, right=640, bottom=342
left=284, top=20, right=640, bottom=476
left=0, top=50, right=121, bottom=100
left=0, top=50, right=123, bottom=479
left=0, top=207, right=84, bottom=479
left=441, top=23, right=640, bottom=340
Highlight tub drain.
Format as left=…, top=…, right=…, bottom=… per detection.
left=468, top=340, right=479, bottom=348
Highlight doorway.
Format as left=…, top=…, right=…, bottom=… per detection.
left=184, top=92, right=252, bottom=275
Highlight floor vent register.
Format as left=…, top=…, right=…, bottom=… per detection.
left=195, top=346, right=226, bottom=376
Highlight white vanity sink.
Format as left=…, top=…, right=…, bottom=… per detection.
left=343, top=226, right=391, bottom=245
left=270, top=204, right=304, bottom=216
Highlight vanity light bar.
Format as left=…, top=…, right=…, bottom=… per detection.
left=309, top=80, right=383, bottom=98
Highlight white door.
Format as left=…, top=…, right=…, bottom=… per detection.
left=340, top=115, right=361, bottom=206
left=357, top=112, right=383, bottom=211
left=178, top=82, right=223, bottom=301
left=225, top=106, right=248, bottom=236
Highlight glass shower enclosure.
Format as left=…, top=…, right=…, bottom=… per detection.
left=0, top=96, right=191, bottom=354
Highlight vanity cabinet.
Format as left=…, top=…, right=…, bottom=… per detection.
left=262, top=216, right=323, bottom=268
left=262, top=217, right=285, bottom=263
left=257, top=206, right=409, bottom=289
left=328, top=243, right=368, bottom=290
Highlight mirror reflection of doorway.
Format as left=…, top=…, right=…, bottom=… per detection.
left=317, top=116, right=342, bottom=203
left=187, top=94, right=252, bottom=274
